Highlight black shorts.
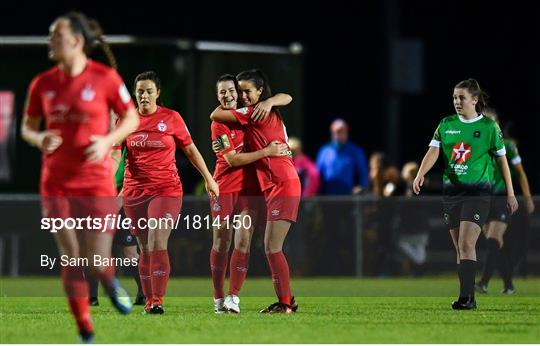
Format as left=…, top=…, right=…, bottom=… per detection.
left=487, top=194, right=511, bottom=224
left=113, top=208, right=138, bottom=247
left=443, top=184, right=491, bottom=229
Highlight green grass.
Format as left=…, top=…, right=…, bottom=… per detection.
left=1, top=277, right=539, bottom=343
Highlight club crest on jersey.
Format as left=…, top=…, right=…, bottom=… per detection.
left=451, top=142, right=472, bottom=163
left=46, top=91, right=56, bottom=100
left=213, top=202, right=221, bottom=212
left=474, top=130, right=481, bottom=138
left=80, top=84, right=96, bottom=102
left=157, top=121, right=167, bottom=132
left=237, top=107, right=249, bottom=115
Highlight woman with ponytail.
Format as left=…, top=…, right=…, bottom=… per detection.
left=21, top=12, right=139, bottom=342
left=211, top=69, right=300, bottom=313
left=412, top=78, right=518, bottom=310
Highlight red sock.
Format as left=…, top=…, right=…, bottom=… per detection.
left=150, top=250, right=170, bottom=305
left=61, top=266, right=93, bottom=333
left=138, top=251, right=152, bottom=308
left=229, top=249, right=249, bottom=296
left=210, top=248, right=228, bottom=299
left=266, top=251, right=292, bottom=305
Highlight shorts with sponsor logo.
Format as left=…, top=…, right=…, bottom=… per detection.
left=487, top=193, right=511, bottom=224
left=442, top=184, right=491, bottom=229
left=123, top=195, right=182, bottom=236
left=263, top=178, right=301, bottom=222
left=41, top=186, right=118, bottom=235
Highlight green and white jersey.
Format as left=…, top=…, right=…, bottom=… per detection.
left=115, top=146, right=127, bottom=192
left=429, top=114, right=506, bottom=188
left=492, top=138, right=521, bottom=194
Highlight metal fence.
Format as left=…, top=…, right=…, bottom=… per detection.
left=1, top=194, right=538, bottom=277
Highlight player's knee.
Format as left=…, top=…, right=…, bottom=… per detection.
left=264, top=241, right=282, bottom=254
left=458, top=241, right=475, bottom=256
left=235, top=237, right=251, bottom=253
left=213, top=238, right=231, bottom=253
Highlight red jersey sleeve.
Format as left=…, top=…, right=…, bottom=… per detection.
left=211, top=122, right=235, bottom=155
left=231, top=107, right=254, bottom=125
left=105, top=69, right=134, bottom=117
left=24, top=76, right=43, bottom=118
left=173, top=112, right=193, bottom=147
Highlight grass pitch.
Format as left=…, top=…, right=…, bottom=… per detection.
left=1, top=276, right=539, bottom=343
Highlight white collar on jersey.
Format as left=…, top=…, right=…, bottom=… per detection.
left=458, top=113, right=483, bottom=123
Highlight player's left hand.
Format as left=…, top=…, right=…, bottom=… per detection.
left=85, top=135, right=112, bottom=163
left=507, top=195, right=519, bottom=215
left=252, top=99, right=273, bottom=122
left=205, top=177, right=220, bottom=199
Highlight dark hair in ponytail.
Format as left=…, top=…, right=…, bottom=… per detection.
left=236, top=68, right=281, bottom=118
left=455, top=78, right=489, bottom=113
left=61, top=11, right=117, bottom=70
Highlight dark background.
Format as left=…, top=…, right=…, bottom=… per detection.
left=1, top=0, right=539, bottom=193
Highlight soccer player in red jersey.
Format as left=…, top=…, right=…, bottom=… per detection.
left=21, top=12, right=140, bottom=343
left=210, top=74, right=290, bottom=313
left=211, top=69, right=301, bottom=313
left=123, top=71, right=219, bottom=315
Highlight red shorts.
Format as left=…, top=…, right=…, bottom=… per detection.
left=123, top=195, right=182, bottom=236
left=210, top=188, right=266, bottom=221
left=41, top=186, right=118, bottom=234
left=263, top=179, right=301, bottom=222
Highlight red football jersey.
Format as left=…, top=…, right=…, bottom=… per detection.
left=24, top=60, right=134, bottom=195
left=123, top=106, right=192, bottom=197
left=231, top=107, right=298, bottom=190
left=211, top=121, right=258, bottom=194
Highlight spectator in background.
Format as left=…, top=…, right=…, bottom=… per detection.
left=289, top=137, right=320, bottom=196
left=396, top=161, right=429, bottom=276
left=316, top=119, right=368, bottom=195
left=368, top=152, right=401, bottom=197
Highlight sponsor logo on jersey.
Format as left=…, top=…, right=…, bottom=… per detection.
left=157, top=120, right=167, bottom=132
left=80, top=84, right=96, bottom=102
left=271, top=209, right=280, bottom=216
left=119, top=84, right=131, bottom=104
left=237, top=107, right=249, bottom=115
left=445, top=130, right=461, bottom=134
left=129, top=133, right=165, bottom=148
left=452, top=142, right=472, bottom=163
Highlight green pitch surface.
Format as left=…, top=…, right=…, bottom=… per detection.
left=1, top=277, right=539, bottom=343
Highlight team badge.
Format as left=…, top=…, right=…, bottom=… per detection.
left=473, top=214, right=480, bottom=221
left=80, top=84, right=96, bottom=102
left=474, top=131, right=481, bottom=138
left=213, top=202, right=221, bottom=212
left=443, top=213, right=449, bottom=224
left=452, top=142, right=472, bottom=163
left=126, top=235, right=133, bottom=242
left=157, top=121, right=167, bottom=132
left=237, top=107, right=249, bottom=115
